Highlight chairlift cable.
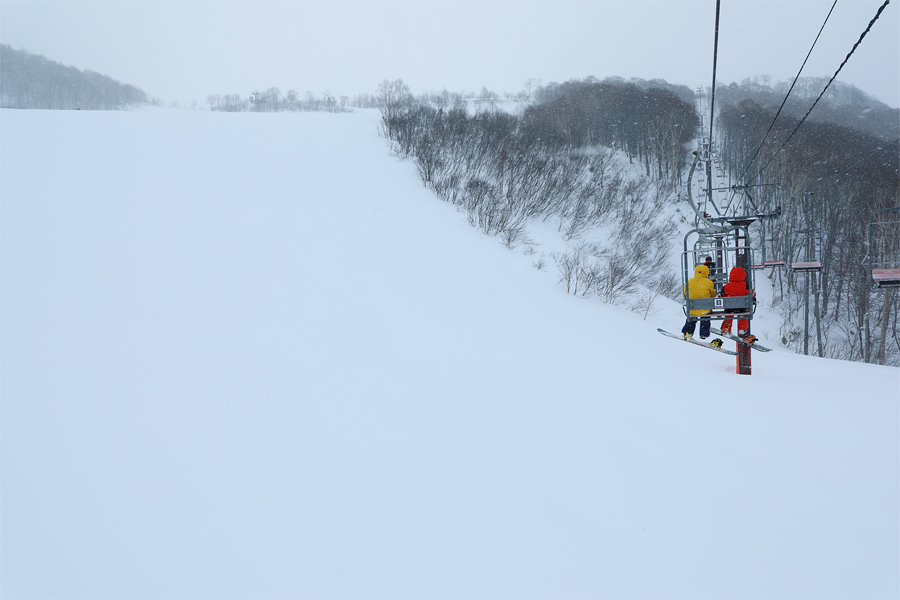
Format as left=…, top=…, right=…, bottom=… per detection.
left=737, top=0, right=838, bottom=185
left=750, top=0, right=892, bottom=182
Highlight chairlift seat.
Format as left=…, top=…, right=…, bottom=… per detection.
left=872, top=268, right=900, bottom=287
left=685, top=296, right=754, bottom=314
left=752, top=260, right=785, bottom=270
left=792, top=261, right=822, bottom=272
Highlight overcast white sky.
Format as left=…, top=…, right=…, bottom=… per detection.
left=1, top=0, right=897, bottom=107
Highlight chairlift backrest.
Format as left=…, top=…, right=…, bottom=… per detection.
left=862, top=207, right=900, bottom=289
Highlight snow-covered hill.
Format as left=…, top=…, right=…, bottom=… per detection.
left=1, top=107, right=897, bottom=599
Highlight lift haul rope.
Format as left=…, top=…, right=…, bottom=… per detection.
left=708, top=0, right=721, bottom=175
left=737, top=0, right=838, bottom=184
left=749, top=0, right=893, bottom=184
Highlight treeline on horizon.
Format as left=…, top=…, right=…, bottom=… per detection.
left=716, top=76, right=899, bottom=143
left=0, top=45, right=148, bottom=110
left=383, top=76, right=700, bottom=190
left=205, top=88, right=354, bottom=113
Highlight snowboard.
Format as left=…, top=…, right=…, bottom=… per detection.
left=657, top=328, right=738, bottom=355
left=709, top=328, right=773, bottom=352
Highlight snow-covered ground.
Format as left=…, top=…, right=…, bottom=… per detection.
left=2, top=107, right=897, bottom=599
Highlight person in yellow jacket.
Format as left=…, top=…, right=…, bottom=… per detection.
left=681, top=263, right=718, bottom=340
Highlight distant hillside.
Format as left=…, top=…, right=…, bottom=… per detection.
left=0, top=44, right=148, bottom=110
left=717, top=77, right=899, bottom=142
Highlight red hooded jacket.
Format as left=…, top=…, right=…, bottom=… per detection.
left=723, top=267, right=748, bottom=297
left=722, top=266, right=754, bottom=332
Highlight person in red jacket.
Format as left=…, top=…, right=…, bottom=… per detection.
left=720, top=266, right=755, bottom=338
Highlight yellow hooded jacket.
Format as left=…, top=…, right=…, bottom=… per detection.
left=685, top=264, right=717, bottom=316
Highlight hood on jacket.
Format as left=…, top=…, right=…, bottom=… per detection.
left=694, top=264, right=710, bottom=278
left=729, top=267, right=747, bottom=282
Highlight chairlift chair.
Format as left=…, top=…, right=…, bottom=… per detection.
left=682, top=225, right=757, bottom=321
left=791, top=229, right=824, bottom=273
left=871, top=268, right=900, bottom=287
left=862, top=207, right=900, bottom=289
left=791, top=261, right=823, bottom=273
left=752, top=259, right=785, bottom=270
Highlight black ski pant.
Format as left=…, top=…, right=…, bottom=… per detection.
left=682, top=316, right=711, bottom=338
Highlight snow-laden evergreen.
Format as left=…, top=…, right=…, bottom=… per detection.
left=1, top=107, right=897, bottom=599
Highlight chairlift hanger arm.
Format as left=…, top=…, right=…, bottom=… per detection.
left=872, top=206, right=900, bottom=216
left=685, top=152, right=713, bottom=227
left=863, top=206, right=900, bottom=267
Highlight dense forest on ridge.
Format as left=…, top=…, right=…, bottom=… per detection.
left=0, top=45, right=148, bottom=110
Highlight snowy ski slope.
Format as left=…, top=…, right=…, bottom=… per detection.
left=1, top=107, right=897, bottom=599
